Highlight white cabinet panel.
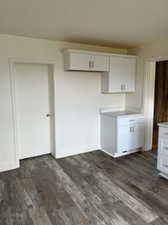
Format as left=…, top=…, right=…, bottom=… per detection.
left=117, top=123, right=144, bottom=153
left=159, top=127, right=168, bottom=139
left=117, top=125, right=130, bottom=153
left=92, top=55, right=109, bottom=71
left=132, top=123, right=145, bottom=149
left=158, top=155, right=168, bottom=175
left=101, top=56, right=136, bottom=93
left=124, top=57, right=136, bottom=92
left=64, top=50, right=109, bottom=72
left=157, top=124, right=168, bottom=179
left=159, top=139, right=168, bottom=156
left=109, top=57, right=129, bottom=92
left=65, top=52, right=91, bottom=71
left=101, top=112, right=145, bottom=157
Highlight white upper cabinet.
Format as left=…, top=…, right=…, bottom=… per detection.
left=63, top=49, right=109, bottom=72
left=101, top=56, right=136, bottom=93
left=63, top=49, right=136, bottom=93
left=91, top=55, right=109, bottom=71
left=65, top=52, right=91, bottom=71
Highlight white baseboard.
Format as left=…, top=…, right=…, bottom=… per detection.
left=0, top=161, right=19, bottom=173
left=55, top=147, right=100, bottom=159
left=159, top=172, right=168, bottom=180
left=101, top=148, right=140, bottom=158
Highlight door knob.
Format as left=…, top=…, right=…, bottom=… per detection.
left=46, top=114, right=51, bottom=117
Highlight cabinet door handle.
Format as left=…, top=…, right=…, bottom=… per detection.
left=163, top=164, right=168, bottom=168
left=92, top=61, right=94, bottom=68
left=163, top=133, right=168, bottom=135
left=130, top=127, right=134, bottom=132
left=89, top=61, right=92, bottom=69
left=121, top=84, right=126, bottom=91
left=163, top=147, right=168, bottom=150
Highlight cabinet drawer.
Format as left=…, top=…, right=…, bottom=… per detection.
left=158, top=139, right=168, bottom=155
left=159, top=127, right=168, bottom=139
left=158, top=154, right=168, bottom=174
left=161, top=145, right=168, bottom=155
left=117, top=117, right=144, bottom=126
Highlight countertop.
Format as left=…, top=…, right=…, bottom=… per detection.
left=158, top=122, right=168, bottom=128
left=100, top=110, right=143, bottom=118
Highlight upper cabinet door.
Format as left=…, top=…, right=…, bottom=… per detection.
left=63, top=50, right=109, bottom=72
left=65, top=52, right=91, bottom=71
left=102, top=56, right=136, bottom=93
left=109, top=56, right=127, bottom=92
left=123, top=57, right=136, bottom=92
left=92, top=55, right=109, bottom=72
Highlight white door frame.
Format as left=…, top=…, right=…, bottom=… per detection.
left=143, top=56, right=168, bottom=151
left=9, top=58, right=56, bottom=167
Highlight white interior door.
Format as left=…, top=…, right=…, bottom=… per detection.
left=14, top=63, right=51, bottom=159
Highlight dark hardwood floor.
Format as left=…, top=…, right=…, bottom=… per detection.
left=0, top=150, right=168, bottom=225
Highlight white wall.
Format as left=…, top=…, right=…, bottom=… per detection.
left=125, top=37, right=168, bottom=152
left=126, top=37, right=168, bottom=113
left=0, top=34, right=127, bottom=171
left=137, top=37, right=168, bottom=57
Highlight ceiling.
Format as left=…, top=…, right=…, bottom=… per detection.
left=0, top=0, right=168, bottom=48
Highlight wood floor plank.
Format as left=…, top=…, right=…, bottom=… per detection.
left=85, top=152, right=168, bottom=222
left=76, top=153, right=158, bottom=223
left=45, top=159, right=110, bottom=225
left=150, top=217, right=168, bottom=225
left=1, top=150, right=168, bottom=225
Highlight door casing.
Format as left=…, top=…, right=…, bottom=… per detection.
left=9, top=58, right=56, bottom=168
left=143, top=56, right=168, bottom=151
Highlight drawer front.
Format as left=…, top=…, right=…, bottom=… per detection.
left=158, top=139, right=168, bottom=155
left=159, top=127, right=168, bottom=139
left=158, top=154, right=168, bottom=174
left=117, top=117, right=144, bottom=126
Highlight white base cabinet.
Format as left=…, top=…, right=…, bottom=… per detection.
left=101, top=111, right=145, bottom=157
left=157, top=123, right=168, bottom=179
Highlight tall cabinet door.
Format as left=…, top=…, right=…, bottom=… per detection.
left=108, top=56, right=127, bottom=92
left=108, top=56, right=136, bottom=93
left=124, top=57, right=136, bottom=92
